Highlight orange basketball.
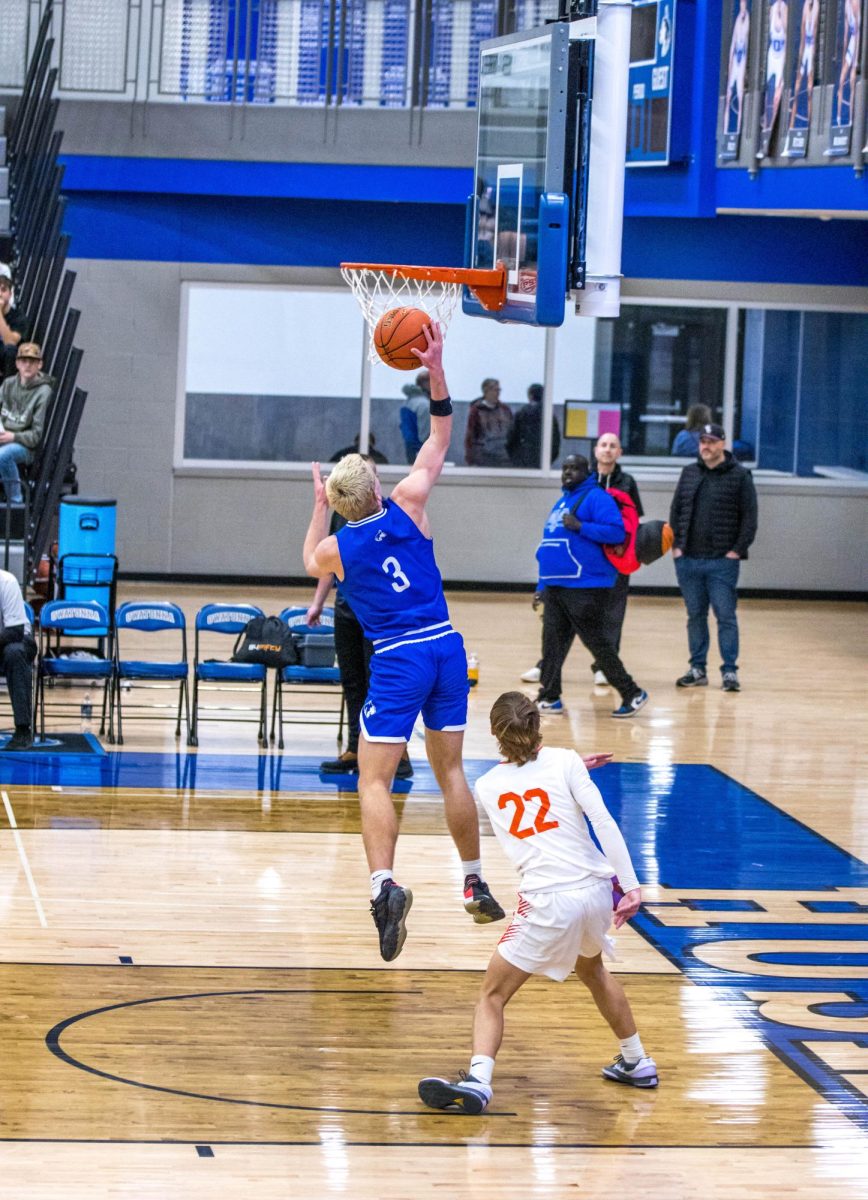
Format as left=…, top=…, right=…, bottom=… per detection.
left=373, top=306, right=431, bottom=370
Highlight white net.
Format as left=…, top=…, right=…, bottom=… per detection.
left=341, top=266, right=462, bottom=363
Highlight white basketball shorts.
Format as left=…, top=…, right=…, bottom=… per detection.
left=496, top=878, right=614, bottom=982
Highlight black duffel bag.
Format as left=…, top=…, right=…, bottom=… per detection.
left=232, top=615, right=299, bottom=668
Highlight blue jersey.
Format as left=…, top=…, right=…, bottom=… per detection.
left=335, top=499, right=450, bottom=640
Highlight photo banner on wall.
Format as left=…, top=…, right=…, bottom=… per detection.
left=758, top=0, right=789, bottom=158
left=720, top=0, right=752, bottom=161
left=783, top=0, right=820, bottom=156
left=826, top=0, right=861, bottom=155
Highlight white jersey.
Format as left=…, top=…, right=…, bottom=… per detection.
left=474, top=746, right=640, bottom=895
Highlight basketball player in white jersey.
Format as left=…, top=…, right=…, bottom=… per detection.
left=727, top=0, right=750, bottom=134
left=418, top=691, right=657, bottom=1114
left=836, top=0, right=860, bottom=124
left=760, top=0, right=788, bottom=153
left=788, top=0, right=819, bottom=130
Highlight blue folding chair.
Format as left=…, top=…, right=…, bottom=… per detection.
left=270, top=605, right=345, bottom=750
left=37, top=599, right=114, bottom=740
left=114, top=601, right=190, bottom=745
left=190, top=603, right=267, bottom=746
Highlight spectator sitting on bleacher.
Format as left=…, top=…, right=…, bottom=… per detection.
left=0, top=342, right=52, bottom=504
left=0, top=267, right=31, bottom=382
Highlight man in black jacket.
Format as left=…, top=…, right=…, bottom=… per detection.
left=591, top=433, right=643, bottom=687
left=669, top=423, right=758, bottom=692
left=507, top=383, right=561, bottom=467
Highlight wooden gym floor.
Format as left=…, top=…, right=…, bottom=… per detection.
left=0, top=585, right=866, bottom=1199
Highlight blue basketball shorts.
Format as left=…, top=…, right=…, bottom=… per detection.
left=359, top=628, right=469, bottom=743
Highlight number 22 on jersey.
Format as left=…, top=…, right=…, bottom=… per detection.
left=498, top=788, right=560, bottom=840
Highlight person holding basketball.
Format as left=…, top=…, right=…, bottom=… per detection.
left=303, top=322, right=505, bottom=962
left=418, top=690, right=657, bottom=1114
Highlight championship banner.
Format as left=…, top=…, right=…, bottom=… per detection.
left=564, top=402, right=621, bottom=440
left=758, top=0, right=789, bottom=158
left=826, top=0, right=861, bottom=155
left=720, top=0, right=752, bottom=161
left=782, top=0, right=820, bottom=156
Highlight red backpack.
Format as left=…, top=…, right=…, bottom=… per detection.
left=596, top=488, right=674, bottom=575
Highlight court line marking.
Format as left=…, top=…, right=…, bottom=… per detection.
left=0, top=1138, right=821, bottom=1149
left=1, top=790, right=48, bottom=928
left=44, top=987, right=516, bottom=1118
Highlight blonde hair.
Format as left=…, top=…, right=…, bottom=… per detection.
left=325, top=454, right=379, bottom=522
left=490, top=691, right=541, bottom=766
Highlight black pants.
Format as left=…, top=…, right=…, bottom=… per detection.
left=539, top=587, right=639, bottom=705
left=591, top=571, right=630, bottom=672
left=334, top=600, right=373, bottom=754
left=3, top=637, right=36, bottom=729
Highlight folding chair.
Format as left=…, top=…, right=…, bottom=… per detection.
left=114, top=601, right=190, bottom=746
left=270, top=606, right=345, bottom=751
left=190, top=603, right=267, bottom=747
left=36, top=599, right=114, bottom=741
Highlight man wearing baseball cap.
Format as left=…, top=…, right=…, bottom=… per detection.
left=668, top=423, right=758, bottom=692
left=0, top=343, right=52, bottom=503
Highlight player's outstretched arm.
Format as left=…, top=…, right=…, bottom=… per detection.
left=303, top=462, right=344, bottom=580
left=390, top=322, right=452, bottom=528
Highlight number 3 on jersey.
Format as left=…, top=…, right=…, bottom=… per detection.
left=498, top=788, right=560, bottom=840
left=382, top=556, right=411, bottom=593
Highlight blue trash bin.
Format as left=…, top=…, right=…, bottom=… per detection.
left=58, top=497, right=117, bottom=559
left=57, top=499, right=118, bottom=626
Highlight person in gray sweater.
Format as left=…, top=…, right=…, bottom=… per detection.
left=0, top=342, right=52, bottom=503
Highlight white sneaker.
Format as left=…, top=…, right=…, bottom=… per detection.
left=521, top=666, right=541, bottom=683
left=601, top=1054, right=659, bottom=1088
left=593, top=670, right=609, bottom=686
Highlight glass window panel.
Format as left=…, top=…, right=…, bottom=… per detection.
left=182, top=285, right=365, bottom=462
left=798, top=312, right=868, bottom=475
left=591, top=304, right=727, bottom=458
left=369, top=306, right=546, bottom=468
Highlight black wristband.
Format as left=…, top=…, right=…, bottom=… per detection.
left=429, top=396, right=453, bottom=417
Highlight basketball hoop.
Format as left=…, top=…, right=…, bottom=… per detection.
left=341, top=262, right=507, bottom=362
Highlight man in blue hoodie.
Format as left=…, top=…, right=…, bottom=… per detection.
left=535, top=455, right=649, bottom=719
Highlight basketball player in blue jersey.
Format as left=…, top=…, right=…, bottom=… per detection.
left=303, top=322, right=505, bottom=962
left=726, top=0, right=750, bottom=135
left=788, top=0, right=818, bottom=131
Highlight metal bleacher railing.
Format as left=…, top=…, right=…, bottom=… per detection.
left=0, top=0, right=525, bottom=110
left=3, top=0, right=86, bottom=589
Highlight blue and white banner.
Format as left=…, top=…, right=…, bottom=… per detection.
left=626, top=1, right=676, bottom=166
left=781, top=0, right=820, bottom=156
left=720, top=0, right=752, bottom=161
left=826, top=0, right=861, bottom=155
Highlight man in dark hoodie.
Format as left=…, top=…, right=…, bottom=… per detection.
left=0, top=343, right=51, bottom=503
left=669, top=423, right=758, bottom=693
left=590, top=432, right=643, bottom=687
left=535, top=454, right=649, bottom=719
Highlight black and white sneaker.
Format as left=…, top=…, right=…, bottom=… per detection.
left=370, top=880, right=413, bottom=962
left=611, top=689, right=648, bottom=719
left=722, top=672, right=741, bottom=692
left=418, top=1073, right=492, bottom=1115
left=601, top=1054, right=659, bottom=1089
left=463, top=875, right=506, bottom=924
left=676, top=667, right=708, bottom=688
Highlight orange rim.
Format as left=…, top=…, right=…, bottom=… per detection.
left=340, top=261, right=508, bottom=313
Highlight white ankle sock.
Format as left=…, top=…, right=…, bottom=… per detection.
left=619, top=1033, right=645, bottom=1063
left=469, top=1055, right=495, bottom=1086
left=461, top=859, right=482, bottom=880
left=370, top=870, right=393, bottom=900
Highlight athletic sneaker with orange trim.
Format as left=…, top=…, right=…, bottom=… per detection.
left=463, top=874, right=505, bottom=924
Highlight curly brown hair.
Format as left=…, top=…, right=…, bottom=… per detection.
left=490, top=691, right=541, bottom=766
